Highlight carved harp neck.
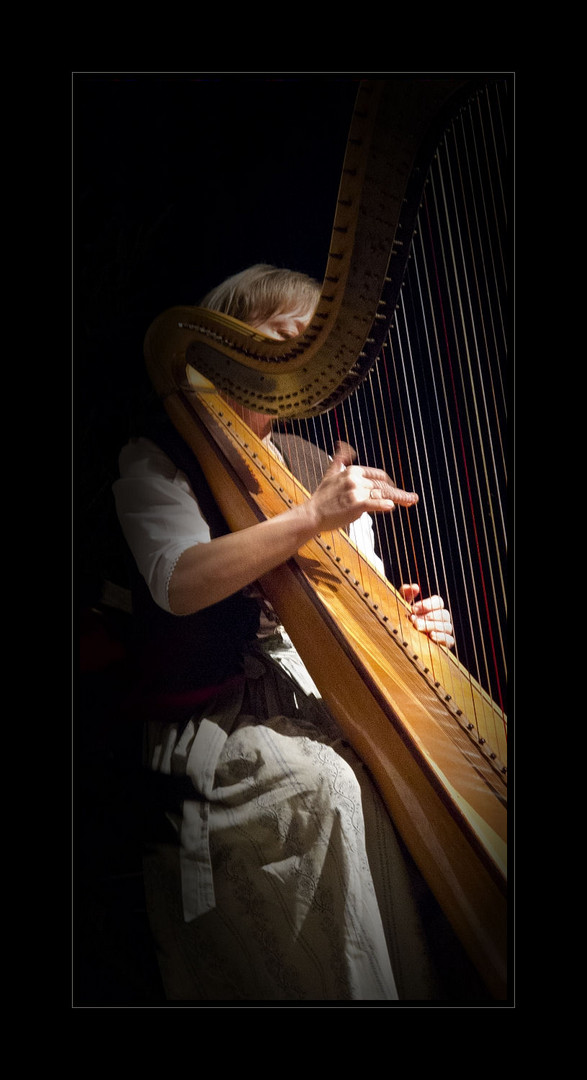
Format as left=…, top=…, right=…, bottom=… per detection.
left=144, top=76, right=511, bottom=1001
left=145, top=78, right=475, bottom=417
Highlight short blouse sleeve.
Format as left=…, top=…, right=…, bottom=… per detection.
left=113, top=437, right=212, bottom=612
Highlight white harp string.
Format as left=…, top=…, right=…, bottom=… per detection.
left=267, top=80, right=508, bottom=732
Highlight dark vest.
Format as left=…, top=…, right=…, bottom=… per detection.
left=126, top=418, right=260, bottom=718
left=125, top=417, right=333, bottom=723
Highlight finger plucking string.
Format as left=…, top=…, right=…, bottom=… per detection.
left=368, top=480, right=419, bottom=507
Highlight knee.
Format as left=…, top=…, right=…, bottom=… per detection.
left=303, top=740, right=364, bottom=816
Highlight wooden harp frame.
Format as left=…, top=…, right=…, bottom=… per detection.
left=144, top=77, right=510, bottom=1000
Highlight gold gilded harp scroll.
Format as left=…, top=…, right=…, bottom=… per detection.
left=144, top=77, right=510, bottom=1000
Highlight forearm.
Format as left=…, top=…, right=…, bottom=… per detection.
left=168, top=501, right=320, bottom=615
left=168, top=446, right=417, bottom=615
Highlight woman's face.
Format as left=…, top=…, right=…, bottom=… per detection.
left=228, top=304, right=314, bottom=437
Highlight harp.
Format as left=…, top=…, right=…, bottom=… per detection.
left=144, top=77, right=511, bottom=999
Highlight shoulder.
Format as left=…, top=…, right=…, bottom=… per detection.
left=118, top=437, right=177, bottom=481
left=115, top=438, right=199, bottom=513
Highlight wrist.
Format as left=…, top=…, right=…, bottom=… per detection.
left=287, top=498, right=321, bottom=545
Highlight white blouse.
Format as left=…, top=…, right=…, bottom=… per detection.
left=113, top=435, right=385, bottom=615
left=113, top=436, right=386, bottom=699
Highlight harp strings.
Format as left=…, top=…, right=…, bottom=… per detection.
left=434, top=81, right=508, bottom=714
left=268, top=80, right=508, bottom=735
left=372, top=79, right=508, bottom=717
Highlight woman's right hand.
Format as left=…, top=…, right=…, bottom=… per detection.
left=168, top=444, right=418, bottom=617
left=308, top=444, right=419, bottom=533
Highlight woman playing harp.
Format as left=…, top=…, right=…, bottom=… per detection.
left=113, top=264, right=485, bottom=1004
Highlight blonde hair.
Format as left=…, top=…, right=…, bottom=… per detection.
left=200, top=264, right=321, bottom=327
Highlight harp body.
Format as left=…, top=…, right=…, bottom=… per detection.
left=144, top=77, right=510, bottom=999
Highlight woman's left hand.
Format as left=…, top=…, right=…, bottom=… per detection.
left=400, top=584, right=455, bottom=648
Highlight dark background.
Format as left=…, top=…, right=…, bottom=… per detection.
left=73, top=72, right=502, bottom=1008
left=76, top=72, right=360, bottom=605
left=74, top=71, right=363, bottom=1007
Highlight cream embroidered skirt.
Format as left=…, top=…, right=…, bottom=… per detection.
left=142, top=648, right=444, bottom=1002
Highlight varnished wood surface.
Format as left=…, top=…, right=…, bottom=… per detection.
left=149, top=369, right=508, bottom=999
left=142, top=74, right=509, bottom=999
left=145, top=79, right=470, bottom=420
